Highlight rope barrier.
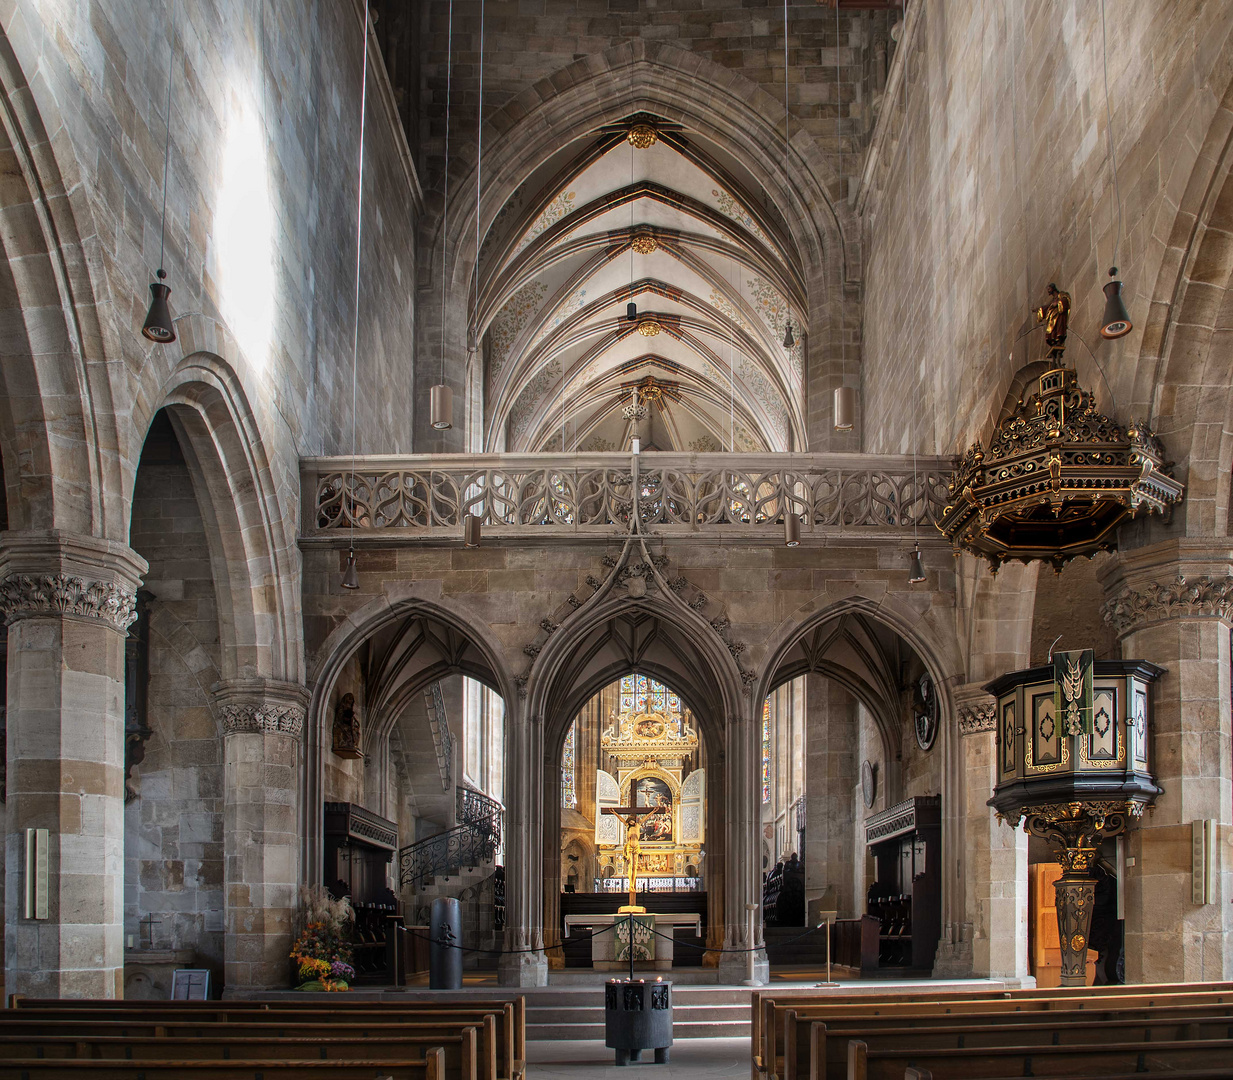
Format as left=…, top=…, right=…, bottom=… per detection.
left=398, top=915, right=828, bottom=957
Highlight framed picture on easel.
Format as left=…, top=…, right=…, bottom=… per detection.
left=170, top=968, right=210, bottom=1000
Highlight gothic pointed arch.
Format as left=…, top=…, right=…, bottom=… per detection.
left=0, top=25, right=127, bottom=538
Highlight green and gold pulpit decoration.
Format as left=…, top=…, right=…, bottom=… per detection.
left=986, top=657, right=1163, bottom=986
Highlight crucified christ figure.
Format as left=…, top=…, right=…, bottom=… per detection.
left=602, top=805, right=656, bottom=912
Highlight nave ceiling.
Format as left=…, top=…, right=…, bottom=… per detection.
left=474, top=115, right=809, bottom=455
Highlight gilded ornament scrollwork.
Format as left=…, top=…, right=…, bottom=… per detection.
left=0, top=573, right=139, bottom=632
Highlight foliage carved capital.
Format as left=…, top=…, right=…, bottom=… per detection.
left=0, top=572, right=138, bottom=632
left=1101, top=573, right=1233, bottom=635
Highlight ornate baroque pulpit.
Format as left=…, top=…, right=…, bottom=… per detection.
left=985, top=653, right=1163, bottom=986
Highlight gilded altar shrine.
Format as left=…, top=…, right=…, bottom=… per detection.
left=595, top=676, right=704, bottom=891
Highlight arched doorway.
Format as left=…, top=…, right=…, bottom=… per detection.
left=759, top=605, right=951, bottom=977
left=556, top=673, right=709, bottom=968
left=304, top=598, right=515, bottom=978
left=526, top=591, right=751, bottom=983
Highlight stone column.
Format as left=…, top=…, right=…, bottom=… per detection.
left=1100, top=545, right=1233, bottom=983
left=214, top=679, right=307, bottom=991
left=803, top=675, right=858, bottom=917
left=499, top=705, right=546, bottom=986
left=718, top=708, right=767, bottom=984
left=1, top=531, right=147, bottom=998
left=946, top=684, right=1031, bottom=981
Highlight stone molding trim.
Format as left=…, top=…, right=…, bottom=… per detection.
left=213, top=678, right=310, bottom=739
left=1101, top=574, right=1233, bottom=635
left=0, top=572, right=139, bottom=631
left=220, top=702, right=305, bottom=737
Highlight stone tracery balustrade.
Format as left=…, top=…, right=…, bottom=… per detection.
left=302, top=452, right=954, bottom=540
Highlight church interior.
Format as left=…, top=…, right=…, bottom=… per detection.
left=1, top=0, right=1232, bottom=1073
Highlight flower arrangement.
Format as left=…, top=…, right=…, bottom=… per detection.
left=291, top=885, right=355, bottom=991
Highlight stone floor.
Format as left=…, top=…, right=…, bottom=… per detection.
left=527, top=1037, right=750, bottom=1076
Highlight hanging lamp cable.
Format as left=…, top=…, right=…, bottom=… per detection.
left=1100, top=0, right=1123, bottom=272
left=347, top=0, right=371, bottom=564
left=440, top=0, right=453, bottom=388
left=473, top=0, right=485, bottom=335
left=836, top=2, right=845, bottom=401
left=156, top=0, right=175, bottom=279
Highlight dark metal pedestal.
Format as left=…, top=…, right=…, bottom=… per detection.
left=605, top=979, right=672, bottom=1066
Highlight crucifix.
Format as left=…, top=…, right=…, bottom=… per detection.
left=602, top=805, right=657, bottom=913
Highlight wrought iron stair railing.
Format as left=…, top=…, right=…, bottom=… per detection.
left=399, top=786, right=504, bottom=891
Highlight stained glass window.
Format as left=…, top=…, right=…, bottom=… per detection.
left=761, top=698, right=772, bottom=803
left=562, top=719, right=577, bottom=808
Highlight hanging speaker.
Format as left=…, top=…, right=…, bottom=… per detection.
left=430, top=384, right=453, bottom=430
left=627, top=301, right=638, bottom=322
left=463, top=512, right=482, bottom=548
left=784, top=512, right=800, bottom=547
left=833, top=385, right=855, bottom=431
left=1100, top=270, right=1132, bottom=339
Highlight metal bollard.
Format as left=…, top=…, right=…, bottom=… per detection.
left=429, top=897, right=463, bottom=990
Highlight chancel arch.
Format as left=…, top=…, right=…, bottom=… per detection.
left=524, top=587, right=753, bottom=981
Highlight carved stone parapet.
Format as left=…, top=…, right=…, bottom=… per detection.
left=1101, top=573, right=1233, bottom=635
left=213, top=678, right=309, bottom=739
left=0, top=531, right=148, bottom=632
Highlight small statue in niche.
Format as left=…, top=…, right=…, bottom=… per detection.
left=1034, top=282, right=1072, bottom=359
left=332, top=693, right=363, bottom=759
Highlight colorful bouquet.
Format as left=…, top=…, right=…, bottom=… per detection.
left=291, top=885, right=355, bottom=991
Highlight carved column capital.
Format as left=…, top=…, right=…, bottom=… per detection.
left=0, top=531, right=147, bottom=632
left=953, top=683, right=996, bottom=736
left=1101, top=573, right=1233, bottom=636
left=213, top=678, right=309, bottom=738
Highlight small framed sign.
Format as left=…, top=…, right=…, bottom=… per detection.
left=171, top=968, right=211, bottom=1000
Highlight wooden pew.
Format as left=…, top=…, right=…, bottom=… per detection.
left=846, top=1035, right=1233, bottom=1079
left=8, top=996, right=526, bottom=1061
left=790, top=1011, right=1233, bottom=1080
left=3, top=1000, right=524, bottom=1080
left=753, top=983, right=1233, bottom=1079
left=0, top=1030, right=477, bottom=1080
left=0, top=1056, right=447, bottom=1080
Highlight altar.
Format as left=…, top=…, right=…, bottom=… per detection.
left=564, top=911, right=703, bottom=971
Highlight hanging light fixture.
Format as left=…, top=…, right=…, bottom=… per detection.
left=341, top=550, right=360, bottom=590
left=1100, top=267, right=1132, bottom=339
left=341, top=0, right=371, bottom=589
left=782, top=320, right=795, bottom=350
left=833, top=385, right=854, bottom=430
left=142, top=12, right=177, bottom=343
left=429, top=0, right=456, bottom=429
left=780, top=3, right=797, bottom=359
left=430, top=383, right=453, bottom=429
left=907, top=544, right=925, bottom=584
left=463, top=512, right=482, bottom=548
left=783, top=510, right=800, bottom=547
left=1096, top=0, right=1132, bottom=342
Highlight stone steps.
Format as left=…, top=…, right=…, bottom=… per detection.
left=527, top=986, right=751, bottom=1040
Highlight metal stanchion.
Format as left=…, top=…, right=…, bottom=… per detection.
left=814, top=916, right=839, bottom=988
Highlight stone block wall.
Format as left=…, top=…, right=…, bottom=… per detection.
left=4, top=0, right=421, bottom=509
left=125, top=412, right=224, bottom=969
left=861, top=1, right=1233, bottom=464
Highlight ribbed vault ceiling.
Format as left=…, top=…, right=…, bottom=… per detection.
left=477, top=115, right=809, bottom=453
